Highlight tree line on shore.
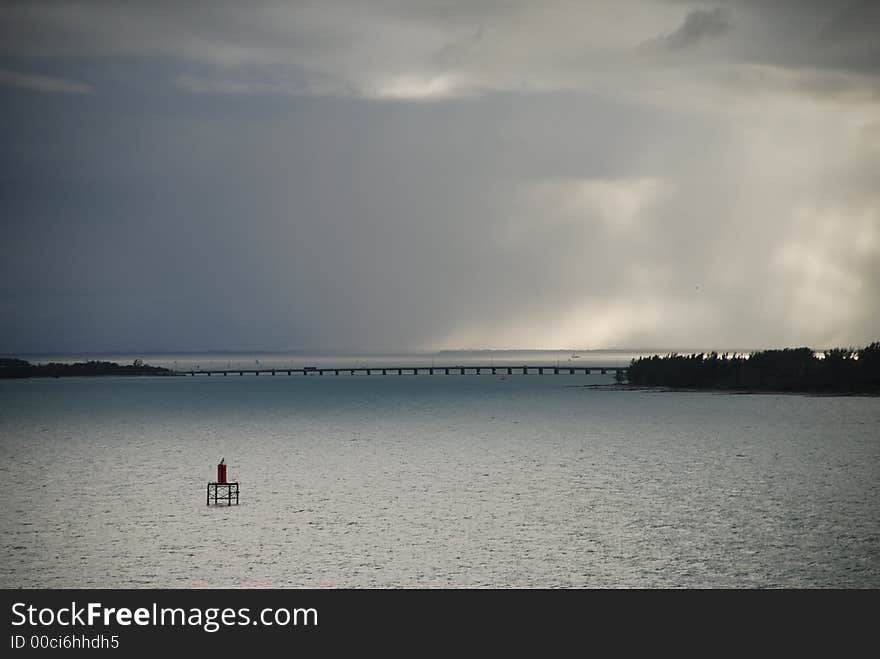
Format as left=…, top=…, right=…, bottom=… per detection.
left=0, top=358, right=172, bottom=379
left=623, top=342, right=880, bottom=393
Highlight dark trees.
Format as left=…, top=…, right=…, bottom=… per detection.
left=624, top=343, right=879, bottom=393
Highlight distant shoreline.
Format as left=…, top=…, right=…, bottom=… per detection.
left=0, top=358, right=174, bottom=379
left=577, top=383, right=880, bottom=397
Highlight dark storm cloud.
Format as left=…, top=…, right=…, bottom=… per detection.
left=654, top=7, right=731, bottom=51
left=694, top=0, right=880, bottom=76
left=811, top=0, right=880, bottom=74
left=1, top=1, right=878, bottom=353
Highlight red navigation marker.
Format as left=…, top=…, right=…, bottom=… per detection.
left=208, top=458, right=238, bottom=506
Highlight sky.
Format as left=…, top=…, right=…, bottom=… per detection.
left=1, top=0, right=878, bottom=353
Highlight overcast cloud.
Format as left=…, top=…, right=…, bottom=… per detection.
left=1, top=1, right=878, bottom=353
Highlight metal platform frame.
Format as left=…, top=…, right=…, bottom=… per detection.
left=207, top=481, right=239, bottom=506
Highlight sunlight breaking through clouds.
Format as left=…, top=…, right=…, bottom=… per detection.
left=525, top=178, right=673, bottom=232
left=774, top=205, right=880, bottom=347
left=371, top=73, right=470, bottom=100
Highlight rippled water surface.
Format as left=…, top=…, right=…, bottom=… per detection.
left=1, top=375, right=878, bottom=587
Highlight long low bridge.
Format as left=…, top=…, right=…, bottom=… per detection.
left=176, top=365, right=624, bottom=377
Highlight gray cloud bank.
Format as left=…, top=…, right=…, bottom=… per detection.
left=0, top=68, right=92, bottom=94
left=1, top=1, right=878, bottom=352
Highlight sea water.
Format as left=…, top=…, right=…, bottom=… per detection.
left=1, top=372, right=877, bottom=587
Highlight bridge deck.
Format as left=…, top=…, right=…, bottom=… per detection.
left=176, top=365, right=624, bottom=377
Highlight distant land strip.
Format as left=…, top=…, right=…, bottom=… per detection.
left=623, top=343, right=880, bottom=394
left=0, top=358, right=173, bottom=379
